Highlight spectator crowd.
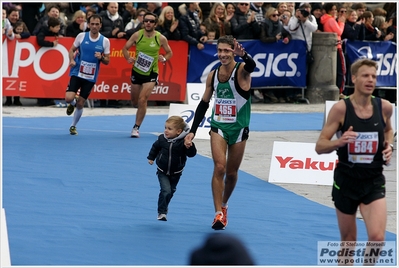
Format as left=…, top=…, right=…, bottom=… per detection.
left=2, top=2, right=397, bottom=106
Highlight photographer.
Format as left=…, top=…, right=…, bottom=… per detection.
left=287, top=3, right=318, bottom=53
left=286, top=3, right=318, bottom=101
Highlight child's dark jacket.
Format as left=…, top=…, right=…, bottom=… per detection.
left=147, top=123, right=197, bottom=175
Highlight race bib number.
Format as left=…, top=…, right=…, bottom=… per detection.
left=78, top=60, right=96, bottom=80
left=134, top=51, right=154, bottom=73
left=213, top=98, right=237, bottom=123
left=347, top=131, right=379, bottom=164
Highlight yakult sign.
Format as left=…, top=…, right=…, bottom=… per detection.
left=2, top=36, right=188, bottom=101
left=269, top=141, right=337, bottom=185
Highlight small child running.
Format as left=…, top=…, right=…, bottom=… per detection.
left=147, top=116, right=197, bottom=221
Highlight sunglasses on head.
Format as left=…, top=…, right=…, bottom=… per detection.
left=143, top=19, right=156, bottom=23
left=239, top=3, right=249, bottom=6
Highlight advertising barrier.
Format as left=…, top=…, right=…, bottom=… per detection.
left=2, top=36, right=188, bottom=101
left=187, top=39, right=308, bottom=88
left=344, top=40, right=397, bottom=87
left=187, top=39, right=397, bottom=89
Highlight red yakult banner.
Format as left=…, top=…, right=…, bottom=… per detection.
left=2, top=36, right=188, bottom=101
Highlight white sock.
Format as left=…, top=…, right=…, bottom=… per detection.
left=215, top=211, right=222, bottom=216
left=71, top=107, right=83, bottom=127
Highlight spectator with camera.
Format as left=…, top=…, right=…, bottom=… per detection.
left=285, top=3, right=317, bottom=102
left=372, top=15, right=394, bottom=42
left=280, top=10, right=291, bottom=27
left=287, top=4, right=318, bottom=52
left=362, top=11, right=382, bottom=41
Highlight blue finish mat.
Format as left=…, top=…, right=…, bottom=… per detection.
left=2, top=113, right=396, bottom=266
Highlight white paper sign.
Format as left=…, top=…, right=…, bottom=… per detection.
left=269, top=141, right=337, bottom=186
left=168, top=103, right=212, bottom=140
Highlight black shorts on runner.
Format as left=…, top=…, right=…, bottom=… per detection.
left=130, top=69, right=158, bottom=85
left=332, top=168, right=386, bottom=214
left=66, top=76, right=95, bottom=100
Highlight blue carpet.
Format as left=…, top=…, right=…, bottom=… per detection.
left=2, top=113, right=396, bottom=265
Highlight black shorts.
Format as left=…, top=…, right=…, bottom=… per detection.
left=66, top=76, right=95, bottom=100
left=130, top=69, right=158, bottom=85
left=332, top=168, right=386, bottom=214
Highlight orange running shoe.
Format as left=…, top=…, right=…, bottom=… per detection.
left=221, top=206, right=228, bottom=226
left=212, top=212, right=226, bottom=230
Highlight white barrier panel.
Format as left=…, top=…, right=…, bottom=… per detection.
left=186, top=83, right=215, bottom=107
left=187, top=83, right=205, bottom=106
left=324, top=100, right=397, bottom=133
left=1, top=208, right=11, bottom=267
left=168, top=103, right=212, bottom=140
left=268, top=141, right=337, bottom=186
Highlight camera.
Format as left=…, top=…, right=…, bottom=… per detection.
left=299, top=9, right=310, bottom=17
left=282, top=15, right=287, bottom=20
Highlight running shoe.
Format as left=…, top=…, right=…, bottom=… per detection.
left=69, top=126, right=78, bottom=135
left=66, top=96, right=79, bottom=115
left=211, top=212, right=226, bottom=230
left=66, top=103, right=75, bottom=115
left=221, top=206, right=228, bottom=227
left=131, top=126, right=140, bottom=138
left=157, top=213, right=167, bottom=221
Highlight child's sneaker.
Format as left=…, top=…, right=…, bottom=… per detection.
left=211, top=212, right=226, bottom=230
left=157, top=213, right=167, bottom=221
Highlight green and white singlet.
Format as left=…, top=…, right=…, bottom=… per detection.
left=133, top=30, right=161, bottom=75
left=210, top=62, right=251, bottom=132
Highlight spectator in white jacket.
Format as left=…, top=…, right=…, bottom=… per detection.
left=286, top=3, right=318, bottom=52
left=285, top=3, right=317, bottom=101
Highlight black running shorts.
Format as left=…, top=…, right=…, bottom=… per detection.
left=66, top=76, right=95, bottom=100
left=130, top=69, right=158, bottom=85
left=332, top=168, right=386, bottom=214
